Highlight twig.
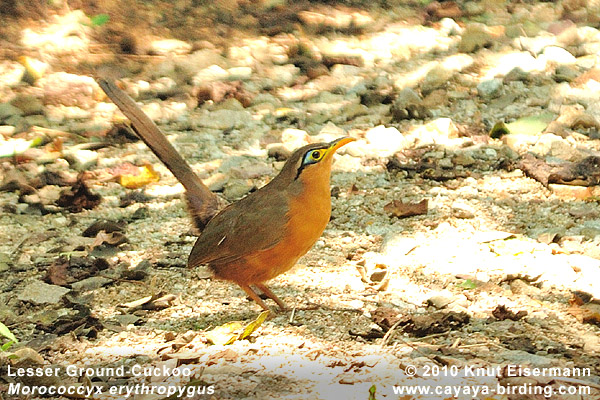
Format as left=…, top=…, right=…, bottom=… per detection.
left=380, top=319, right=403, bottom=347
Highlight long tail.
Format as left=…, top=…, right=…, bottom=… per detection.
left=98, top=79, right=219, bottom=231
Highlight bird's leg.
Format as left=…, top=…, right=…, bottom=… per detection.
left=239, top=284, right=271, bottom=311
left=255, top=282, right=287, bottom=311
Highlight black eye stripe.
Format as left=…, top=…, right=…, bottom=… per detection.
left=295, top=147, right=328, bottom=180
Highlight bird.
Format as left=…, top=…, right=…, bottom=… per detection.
left=98, top=79, right=354, bottom=311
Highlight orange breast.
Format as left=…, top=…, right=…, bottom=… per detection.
left=211, top=167, right=333, bottom=285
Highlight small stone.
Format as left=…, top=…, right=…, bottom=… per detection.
left=509, top=279, right=541, bottom=296
left=227, top=66, right=252, bottom=80
left=453, top=152, right=476, bottom=166
left=549, top=184, right=600, bottom=200
left=428, top=118, right=460, bottom=139
left=502, top=133, right=539, bottom=153
left=421, top=65, right=455, bottom=95
left=148, top=39, right=192, bottom=55
left=0, top=125, right=16, bottom=135
left=191, top=65, right=229, bottom=84
left=438, top=157, right=453, bottom=168
left=38, top=72, right=101, bottom=109
left=330, top=64, right=361, bottom=78
left=452, top=201, right=475, bottom=218
left=0, top=60, right=26, bottom=87
left=71, top=276, right=112, bottom=292
left=204, top=172, right=229, bottom=191
left=504, top=67, right=531, bottom=83
left=531, top=133, right=581, bottom=161
left=64, top=149, right=98, bottom=171
left=365, top=125, right=409, bottom=157
left=477, top=78, right=503, bottom=99
left=18, top=281, right=70, bottom=305
left=458, top=24, right=494, bottom=53
left=439, top=18, right=463, bottom=36
left=581, top=332, right=600, bottom=353
left=192, top=109, right=251, bottom=130
left=12, top=347, right=45, bottom=365
left=541, top=46, right=576, bottom=65
left=0, top=102, right=24, bottom=121
left=391, top=88, right=428, bottom=121
left=175, top=50, right=226, bottom=81
left=265, top=64, right=300, bottom=87
left=483, top=148, right=497, bottom=159
left=427, top=295, right=454, bottom=309
left=0, top=252, right=11, bottom=272
left=114, top=314, right=141, bottom=326
left=10, top=95, right=44, bottom=116
left=281, top=128, right=310, bottom=148
left=553, top=65, right=580, bottom=83
left=370, top=269, right=387, bottom=282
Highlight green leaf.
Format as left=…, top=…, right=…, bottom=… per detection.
left=490, top=113, right=554, bottom=138
left=368, top=384, right=377, bottom=400
left=205, top=311, right=269, bottom=345
left=238, top=310, right=269, bottom=340
left=0, top=137, right=42, bottom=158
left=457, top=279, right=477, bottom=290
left=489, top=121, right=509, bottom=139
left=90, top=14, right=110, bottom=27
left=1, top=341, right=14, bottom=352
left=0, top=321, right=17, bottom=343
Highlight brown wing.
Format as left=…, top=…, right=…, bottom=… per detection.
left=187, top=187, right=290, bottom=267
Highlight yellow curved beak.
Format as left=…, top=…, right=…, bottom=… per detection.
left=324, top=136, right=356, bottom=158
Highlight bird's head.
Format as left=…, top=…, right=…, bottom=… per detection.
left=272, top=137, right=355, bottom=189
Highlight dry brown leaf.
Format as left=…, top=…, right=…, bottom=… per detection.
left=56, top=177, right=101, bottom=212
left=118, top=163, right=160, bottom=189
left=384, top=199, right=428, bottom=218
left=207, top=349, right=238, bottom=366
left=205, top=311, right=270, bottom=345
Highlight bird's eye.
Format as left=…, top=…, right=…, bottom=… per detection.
left=301, top=148, right=326, bottom=167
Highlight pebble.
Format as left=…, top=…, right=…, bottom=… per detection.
left=175, top=50, right=226, bottom=81
left=451, top=201, right=476, bottom=219
left=0, top=102, right=24, bottom=121
left=192, top=65, right=229, bottom=85
left=439, top=18, right=463, bottom=36
left=364, top=125, right=409, bottom=157
left=10, top=94, right=44, bottom=116
left=192, top=109, right=252, bottom=130
left=553, top=65, right=579, bottom=83
left=18, top=281, right=70, bottom=305
left=0, top=60, right=26, bottom=87
left=264, top=64, right=300, bottom=87
left=281, top=128, right=310, bottom=148
left=227, top=66, right=253, bottom=81
left=41, top=72, right=100, bottom=106
left=71, top=276, right=112, bottom=291
left=477, top=78, right=504, bottom=99
left=64, top=148, right=99, bottom=171
left=427, top=294, right=454, bottom=309
left=421, top=65, right=455, bottom=95
left=531, top=133, right=581, bottom=161
left=458, top=24, right=494, bottom=53
left=540, top=46, right=576, bottom=65
left=148, top=38, right=192, bottom=55
left=453, top=152, right=476, bottom=166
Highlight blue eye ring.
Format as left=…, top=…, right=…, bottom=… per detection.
left=302, top=149, right=324, bottom=165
